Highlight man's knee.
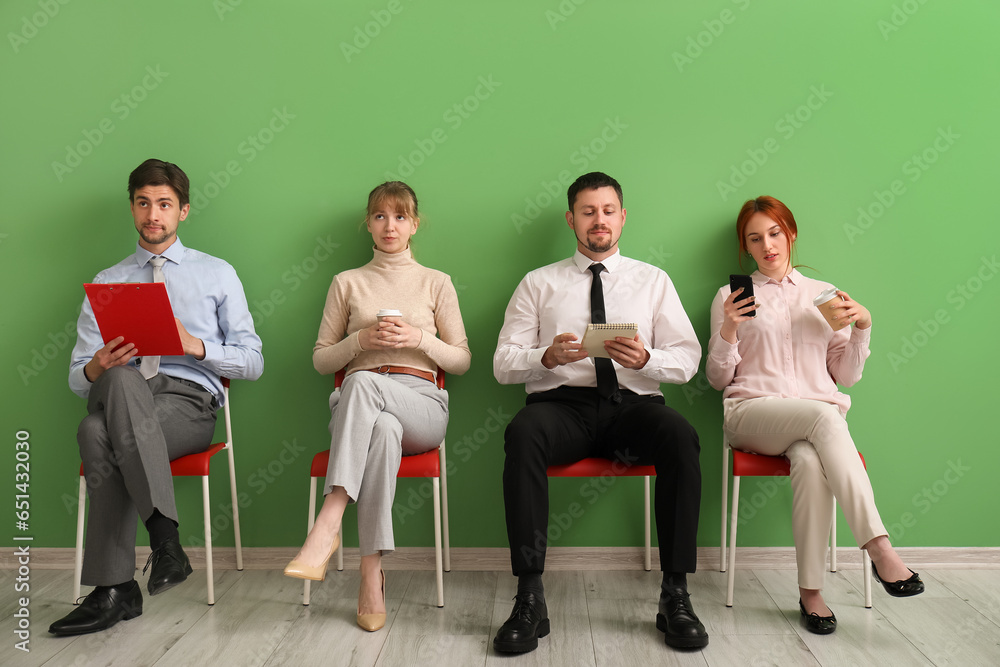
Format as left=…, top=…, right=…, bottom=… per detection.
left=77, top=413, right=108, bottom=457
left=95, top=364, right=143, bottom=391
left=503, top=410, right=544, bottom=461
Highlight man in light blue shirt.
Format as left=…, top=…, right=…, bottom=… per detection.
left=51, top=159, right=263, bottom=637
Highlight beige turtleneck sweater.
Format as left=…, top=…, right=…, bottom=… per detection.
left=313, top=247, right=471, bottom=379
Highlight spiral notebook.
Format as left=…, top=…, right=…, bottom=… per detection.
left=581, top=323, right=638, bottom=358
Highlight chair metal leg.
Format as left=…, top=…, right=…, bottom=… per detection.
left=203, top=476, right=215, bottom=605
left=643, top=475, right=652, bottom=571
left=863, top=549, right=872, bottom=608
left=303, top=477, right=317, bottom=606
left=720, top=440, right=729, bottom=572
left=226, top=445, right=244, bottom=571
left=439, top=442, right=451, bottom=572
left=830, top=502, right=837, bottom=572
left=726, top=474, right=741, bottom=607
left=432, top=478, right=444, bottom=608
left=73, top=476, right=86, bottom=604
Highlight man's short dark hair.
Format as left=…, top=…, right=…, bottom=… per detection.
left=128, top=159, right=190, bottom=207
left=567, top=171, right=623, bottom=211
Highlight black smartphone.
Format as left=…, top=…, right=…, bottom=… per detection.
left=729, top=274, right=756, bottom=317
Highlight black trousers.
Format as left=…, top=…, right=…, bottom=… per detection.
left=502, top=386, right=701, bottom=575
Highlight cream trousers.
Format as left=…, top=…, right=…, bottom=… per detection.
left=725, top=397, right=888, bottom=589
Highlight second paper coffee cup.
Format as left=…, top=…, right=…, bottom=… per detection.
left=812, top=288, right=848, bottom=331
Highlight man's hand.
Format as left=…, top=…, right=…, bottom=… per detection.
left=175, top=318, right=206, bottom=359
left=542, top=333, right=588, bottom=369
left=604, top=334, right=649, bottom=369
left=83, top=336, right=136, bottom=382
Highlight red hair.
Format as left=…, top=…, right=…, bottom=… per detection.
left=736, top=196, right=799, bottom=271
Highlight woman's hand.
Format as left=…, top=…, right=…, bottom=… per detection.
left=830, top=290, right=871, bottom=329
left=720, top=287, right=757, bottom=343
left=361, top=316, right=423, bottom=349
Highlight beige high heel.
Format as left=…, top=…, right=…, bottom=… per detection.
left=283, top=533, right=341, bottom=581
left=357, top=569, right=386, bottom=632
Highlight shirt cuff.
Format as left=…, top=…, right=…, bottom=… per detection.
left=201, top=339, right=223, bottom=366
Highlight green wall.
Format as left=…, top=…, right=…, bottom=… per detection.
left=3, top=1, right=997, bottom=554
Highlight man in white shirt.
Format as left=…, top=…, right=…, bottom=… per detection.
left=492, top=172, right=706, bottom=652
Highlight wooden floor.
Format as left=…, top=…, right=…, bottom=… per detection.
left=5, top=566, right=1000, bottom=666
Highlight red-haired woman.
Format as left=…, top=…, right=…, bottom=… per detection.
left=706, top=196, right=923, bottom=635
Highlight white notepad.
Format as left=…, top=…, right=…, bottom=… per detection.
left=581, top=323, right=638, bottom=358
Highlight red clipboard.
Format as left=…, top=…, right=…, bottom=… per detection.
left=84, top=283, right=184, bottom=356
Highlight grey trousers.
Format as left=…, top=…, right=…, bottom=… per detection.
left=325, top=371, right=448, bottom=556
left=78, top=366, right=216, bottom=586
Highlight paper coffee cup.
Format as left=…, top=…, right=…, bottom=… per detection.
left=812, top=288, right=848, bottom=331
left=376, top=308, right=402, bottom=321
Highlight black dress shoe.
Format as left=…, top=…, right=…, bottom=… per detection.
left=493, top=591, right=550, bottom=653
left=144, top=537, right=193, bottom=596
left=799, top=598, right=836, bottom=635
left=49, top=581, right=142, bottom=636
left=871, top=562, right=925, bottom=597
left=656, top=586, right=709, bottom=649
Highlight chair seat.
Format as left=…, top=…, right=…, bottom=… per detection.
left=731, top=450, right=790, bottom=477
left=78, top=441, right=228, bottom=478
left=309, top=448, right=440, bottom=478
left=547, top=457, right=656, bottom=477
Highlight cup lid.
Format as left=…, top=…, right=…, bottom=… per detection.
left=812, top=288, right=839, bottom=306
left=377, top=308, right=403, bottom=317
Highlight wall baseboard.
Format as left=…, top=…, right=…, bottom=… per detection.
left=6, top=546, right=997, bottom=571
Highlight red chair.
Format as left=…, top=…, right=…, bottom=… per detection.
left=721, top=433, right=872, bottom=608
left=547, top=458, right=657, bottom=571
left=74, top=378, right=242, bottom=606
left=302, top=369, right=450, bottom=607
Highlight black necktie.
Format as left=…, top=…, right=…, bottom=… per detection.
left=589, top=263, right=621, bottom=403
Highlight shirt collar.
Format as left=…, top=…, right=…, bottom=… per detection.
left=135, top=237, right=186, bottom=268
left=752, top=267, right=802, bottom=286
left=573, top=249, right=622, bottom=273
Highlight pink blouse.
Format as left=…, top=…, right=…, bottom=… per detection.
left=706, top=269, right=871, bottom=417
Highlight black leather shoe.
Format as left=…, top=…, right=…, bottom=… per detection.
left=493, top=591, right=550, bottom=653
left=144, top=537, right=193, bottom=596
left=656, top=586, right=709, bottom=649
left=49, top=581, right=142, bottom=636
left=799, top=598, right=836, bottom=635
left=871, top=562, right=925, bottom=597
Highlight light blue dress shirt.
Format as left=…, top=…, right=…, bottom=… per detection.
left=69, top=238, right=263, bottom=405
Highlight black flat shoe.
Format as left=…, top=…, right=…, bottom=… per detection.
left=871, top=562, right=925, bottom=597
left=656, top=586, right=709, bottom=649
left=144, top=537, right=193, bottom=596
left=493, top=591, right=549, bottom=653
left=49, top=581, right=143, bottom=636
left=799, top=598, right=836, bottom=635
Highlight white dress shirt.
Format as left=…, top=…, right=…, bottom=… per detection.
left=69, top=238, right=263, bottom=405
left=494, top=250, right=701, bottom=396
